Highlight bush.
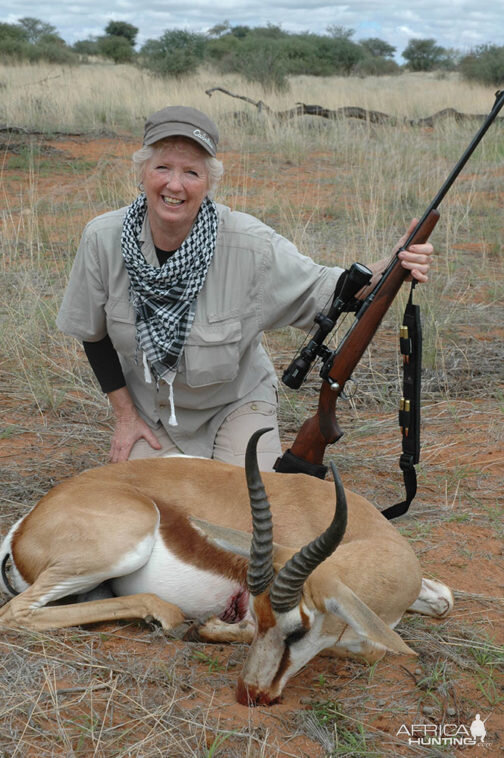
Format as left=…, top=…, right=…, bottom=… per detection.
left=0, top=22, right=29, bottom=60
left=219, top=36, right=290, bottom=92
left=73, top=38, right=100, bottom=56
left=98, top=35, right=135, bottom=63
left=353, top=56, right=401, bottom=77
left=205, top=33, right=241, bottom=66
left=0, top=22, right=28, bottom=43
left=140, top=30, right=205, bottom=77
left=28, top=39, right=77, bottom=65
left=0, top=20, right=76, bottom=64
left=208, top=28, right=367, bottom=80
left=0, top=39, right=31, bottom=61
left=309, top=35, right=365, bottom=75
left=459, top=44, right=504, bottom=86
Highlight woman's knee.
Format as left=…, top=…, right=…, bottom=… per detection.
left=213, top=401, right=282, bottom=471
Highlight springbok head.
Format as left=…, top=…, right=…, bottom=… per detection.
left=235, top=428, right=415, bottom=706
left=236, top=428, right=348, bottom=706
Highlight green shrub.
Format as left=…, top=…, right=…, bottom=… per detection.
left=217, top=37, right=290, bottom=93
left=205, top=34, right=240, bottom=66
left=98, top=35, right=135, bottom=63
left=27, top=34, right=77, bottom=65
left=353, top=56, right=401, bottom=77
left=140, top=30, right=206, bottom=78
left=0, top=21, right=29, bottom=60
left=459, top=44, right=504, bottom=86
left=0, top=20, right=76, bottom=64
left=73, top=38, right=100, bottom=56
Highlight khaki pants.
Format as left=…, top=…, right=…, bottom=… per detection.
left=128, top=400, right=282, bottom=471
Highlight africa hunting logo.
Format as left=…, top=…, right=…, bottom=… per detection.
left=397, top=713, right=489, bottom=746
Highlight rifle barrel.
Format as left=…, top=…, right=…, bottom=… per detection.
left=403, top=89, right=504, bottom=251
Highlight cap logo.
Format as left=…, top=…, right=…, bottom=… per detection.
left=193, top=128, right=214, bottom=150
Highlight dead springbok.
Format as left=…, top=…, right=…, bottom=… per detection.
left=0, top=429, right=452, bottom=706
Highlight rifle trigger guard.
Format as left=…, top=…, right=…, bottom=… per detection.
left=339, top=378, right=357, bottom=400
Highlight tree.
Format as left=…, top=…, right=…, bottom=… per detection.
left=327, top=25, right=355, bottom=40
left=0, top=22, right=29, bottom=58
left=17, top=17, right=57, bottom=43
left=140, top=30, right=206, bottom=77
left=0, top=22, right=28, bottom=42
left=104, top=21, right=138, bottom=47
left=230, top=25, right=250, bottom=39
left=207, top=21, right=230, bottom=38
left=0, top=19, right=75, bottom=63
left=402, top=38, right=446, bottom=71
left=359, top=37, right=396, bottom=59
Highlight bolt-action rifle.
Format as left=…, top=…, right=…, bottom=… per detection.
left=274, top=90, right=504, bottom=487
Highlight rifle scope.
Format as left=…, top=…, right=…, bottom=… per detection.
left=282, top=261, right=372, bottom=389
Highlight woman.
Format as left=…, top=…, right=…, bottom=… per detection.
left=57, top=106, right=433, bottom=470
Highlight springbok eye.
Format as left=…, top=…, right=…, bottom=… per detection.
left=285, top=627, right=307, bottom=646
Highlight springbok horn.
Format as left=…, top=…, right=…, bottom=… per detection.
left=269, top=461, right=347, bottom=614
left=245, top=428, right=275, bottom=597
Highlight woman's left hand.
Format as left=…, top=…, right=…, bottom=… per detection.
left=396, top=217, right=434, bottom=283
left=359, top=218, right=434, bottom=298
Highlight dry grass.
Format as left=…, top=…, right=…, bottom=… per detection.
left=1, top=65, right=503, bottom=756
left=0, top=63, right=500, bottom=135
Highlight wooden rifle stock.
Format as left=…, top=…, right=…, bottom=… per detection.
left=289, top=209, right=440, bottom=465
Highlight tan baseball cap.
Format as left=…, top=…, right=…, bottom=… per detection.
left=143, top=106, right=219, bottom=156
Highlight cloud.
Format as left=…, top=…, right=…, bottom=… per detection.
left=2, top=0, right=503, bottom=58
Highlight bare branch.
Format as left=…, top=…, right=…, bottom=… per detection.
left=204, top=87, right=499, bottom=126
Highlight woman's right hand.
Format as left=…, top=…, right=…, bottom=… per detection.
left=107, top=387, right=162, bottom=462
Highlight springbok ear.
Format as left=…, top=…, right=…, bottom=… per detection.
left=325, top=580, right=416, bottom=656
left=190, top=516, right=252, bottom=558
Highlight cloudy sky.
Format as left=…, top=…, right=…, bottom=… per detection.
left=2, top=1, right=503, bottom=60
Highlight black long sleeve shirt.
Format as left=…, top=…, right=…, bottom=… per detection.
left=83, top=247, right=174, bottom=393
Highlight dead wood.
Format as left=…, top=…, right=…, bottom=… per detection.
left=205, top=87, right=501, bottom=127
left=0, top=125, right=117, bottom=138
left=205, top=87, right=273, bottom=114
left=0, top=124, right=86, bottom=136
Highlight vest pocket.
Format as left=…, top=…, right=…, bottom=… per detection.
left=184, top=320, right=241, bottom=387
left=105, top=299, right=137, bottom=358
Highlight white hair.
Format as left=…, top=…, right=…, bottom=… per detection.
left=132, top=137, right=224, bottom=198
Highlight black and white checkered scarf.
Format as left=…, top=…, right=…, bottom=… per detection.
left=121, top=193, right=218, bottom=423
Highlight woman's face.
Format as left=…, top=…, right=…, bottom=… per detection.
left=142, top=138, right=210, bottom=245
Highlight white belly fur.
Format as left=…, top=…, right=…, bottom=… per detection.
left=111, top=532, right=242, bottom=619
